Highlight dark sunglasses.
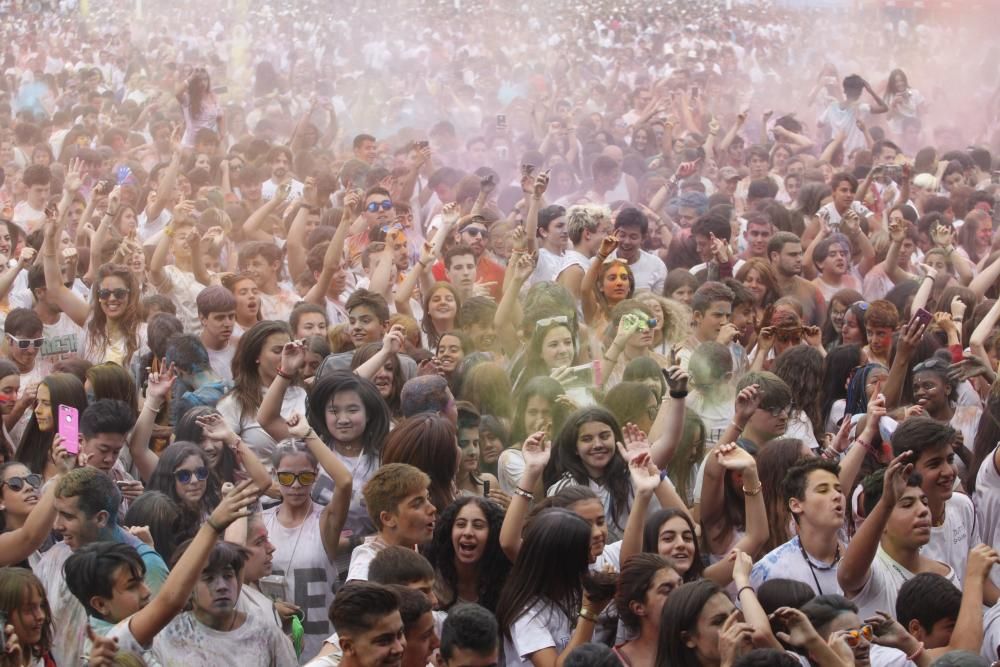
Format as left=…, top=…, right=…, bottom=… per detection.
left=277, top=471, right=318, bottom=487
left=462, top=227, right=487, bottom=237
left=1, top=474, right=42, bottom=492
left=6, top=334, right=44, bottom=349
left=366, top=200, right=393, bottom=212
left=97, top=287, right=130, bottom=301
left=174, top=467, right=209, bottom=484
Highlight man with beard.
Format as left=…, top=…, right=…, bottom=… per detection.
left=261, top=145, right=303, bottom=200
left=607, top=207, right=666, bottom=293
left=432, top=215, right=504, bottom=301
left=197, top=286, right=238, bottom=382
left=767, top=231, right=826, bottom=326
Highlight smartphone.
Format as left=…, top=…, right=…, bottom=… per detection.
left=483, top=480, right=490, bottom=497
left=59, top=405, right=79, bottom=455
left=496, top=114, right=507, bottom=131
left=911, top=307, right=932, bottom=329
left=259, top=574, right=287, bottom=601
left=690, top=86, right=699, bottom=99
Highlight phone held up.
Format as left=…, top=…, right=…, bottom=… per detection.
left=59, top=405, right=80, bottom=455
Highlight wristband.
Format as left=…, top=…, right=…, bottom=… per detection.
left=276, top=367, right=294, bottom=380
left=206, top=517, right=225, bottom=534
left=578, top=607, right=599, bottom=623
left=513, top=486, right=534, bottom=500
left=742, top=483, right=762, bottom=496
left=736, top=585, right=754, bottom=599
left=669, top=389, right=689, bottom=399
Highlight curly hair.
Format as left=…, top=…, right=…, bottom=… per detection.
left=425, top=496, right=511, bottom=612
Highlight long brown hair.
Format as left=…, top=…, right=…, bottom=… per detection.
left=381, top=413, right=458, bottom=512
left=227, top=320, right=291, bottom=418
left=88, top=263, right=141, bottom=365
left=0, top=568, right=53, bottom=664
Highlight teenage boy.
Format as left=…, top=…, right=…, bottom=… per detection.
left=890, top=417, right=993, bottom=599
left=528, top=205, right=569, bottom=286
left=741, top=212, right=773, bottom=261
left=837, top=460, right=991, bottom=620
left=26, top=263, right=84, bottom=375
left=36, top=467, right=169, bottom=667
left=3, top=307, right=45, bottom=387
left=608, top=208, right=667, bottom=293
left=12, top=164, right=50, bottom=231
left=239, top=241, right=299, bottom=321
left=810, top=234, right=861, bottom=301
left=79, top=399, right=144, bottom=513
left=751, top=458, right=846, bottom=596
left=676, top=282, right=736, bottom=371
left=347, top=288, right=390, bottom=348
left=729, top=371, right=792, bottom=455
left=197, top=286, right=238, bottom=382
left=439, top=603, right=501, bottom=667
left=817, top=75, right=888, bottom=155
left=444, top=244, right=480, bottom=301
left=768, top=231, right=826, bottom=326
left=326, top=582, right=406, bottom=667
left=817, top=172, right=875, bottom=228
left=430, top=216, right=505, bottom=300
left=557, top=204, right=612, bottom=301
left=63, top=481, right=259, bottom=661
left=691, top=212, right=741, bottom=279
left=347, top=463, right=438, bottom=581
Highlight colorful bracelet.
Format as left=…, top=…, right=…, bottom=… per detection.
left=275, top=367, right=294, bottom=380
left=512, top=486, right=534, bottom=500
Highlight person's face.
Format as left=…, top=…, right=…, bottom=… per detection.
left=676, top=207, right=698, bottom=230
left=459, top=224, right=487, bottom=256
left=540, top=325, right=574, bottom=370
left=687, top=593, right=736, bottom=664
left=876, top=146, right=898, bottom=167
left=372, top=356, right=396, bottom=400
left=744, top=223, right=772, bottom=257
left=773, top=148, right=791, bottom=171
left=451, top=501, right=490, bottom=565
left=173, top=454, right=208, bottom=509
left=202, top=310, right=236, bottom=344
left=615, top=225, right=643, bottom=260
left=386, top=487, right=437, bottom=545
left=436, top=334, right=464, bottom=374
left=576, top=420, right=616, bottom=478
left=243, top=520, right=275, bottom=582
left=523, top=395, right=552, bottom=435
left=913, top=442, right=956, bottom=507
left=825, top=612, right=871, bottom=666
left=657, top=515, right=697, bottom=574
left=570, top=498, right=608, bottom=563
left=819, top=243, right=849, bottom=277
left=256, top=332, right=289, bottom=382
left=8, top=585, right=47, bottom=649
left=865, top=325, right=893, bottom=356
left=749, top=403, right=790, bottom=440
left=741, top=268, right=767, bottom=305
left=479, top=430, right=504, bottom=466
left=642, top=567, right=683, bottom=626
left=694, top=300, right=732, bottom=340
left=98, top=563, right=152, bottom=623
left=342, top=610, right=406, bottom=667
left=887, top=485, right=932, bottom=549
left=829, top=300, right=848, bottom=334
left=670, top=284, right=694, bottom=305
left=194, top=153, right=211, bottom=171
left=748, top=155, right=768, bottom=179
left=26, top=182, right=50, bottom=206
left=428, top=287, right=458, bottom=320
left=270, top=152, right=290, bottom=179
left=192, top=565, right=242, bottom=619
left=841, top=310, right=863, bottom=345
left=232, top=279, right=260, bottom=321
left=925, top=253, right=948, bottom=274
left=541, top=216, right=568, bottom=249
left=602, top=264, right=631, bottom=303
left=276, top=452, right=316, bottom=508
left=943, top=172, right=964, bottom=193
left=772, top=241, right=803, bottom=276
left=365, top=194, right=395, bottom=227
left=633, top=129, right=649, bottom=151
left=977, top=220, right=994, bottom=248
left=356, top=139, right=377, bottom=164
left=97, top=275, right=130, bottom=321
left=32, top=149, right=51, bottom=167
left=693, top=234, right=714, bottom=263
left=350, top=305, right=387, bottom=347
left=53, top=494, right=105, bottom=550
left=81, top=433, right=127, bottom=474
left=445, top=254, right=477, bottom=292
left=241, top=178, right=263, bottom=202
left=912, top=371, right=950, bottom=414
left=465, top=322, right=497, bottom=352
left=864, top=368, right=888, bottom=402
left=402, top=611, right=439, bottom=667
left=832, top=180, right=854, bottom=211
left=246, top=255, right=278, bottom=288
left=295, top=312, right=327, bottom=339
left=326, top=390, right=367, bottom=444
left=6, top=329, right=42, bottom=371
left=0, top=226, right=11, bottom=258
left=391, top=235, right=409, bottom=270
left=790, top=469, right=845, bottom=530
left=115, top=208, right=137, bottom=237
left=33, top=383, right=53, bottom=431
left=0, top=464, right=41, bottom=518
left=303, top=349, right=323, bottom=379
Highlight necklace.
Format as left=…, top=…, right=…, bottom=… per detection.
left=798, top=537, right=841, bottom=595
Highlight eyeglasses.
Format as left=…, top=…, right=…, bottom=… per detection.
left=97, top=287, right=130, bottom=301
left=536, top=315, right=569, bottom=330
left=366, top=199, right=393, bottom=212
left=775, top=328, right=802, bottom=342
left=174, top=467, right=209, bottom=484
left=844, top=625, right=873, bottom=647
left=276, top=471, right=318, bottom=487
left=765, top=406, right=792, bottom=418
left=462, top=227, right=487, bottom=237
left=6, top=334, right=44, bottom=350
left=0, top=474, right=42, bottom=492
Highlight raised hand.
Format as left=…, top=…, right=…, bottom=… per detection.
left=17, top=246, right=36, bottom=268
left=757, top=326, right=776, bottom=352
left=948, top=355, right=997, bottom=384
left=511, top=251, right=536, bottom=283
left=521, top=430, right=552, bottom=474
left=479, top=173, right=497, bottom=196
left=621, top=448, right=661, bottom=496
left=966, top=543, right=1000, bottom=582
left=279, top=339, right=306, bottom=375
left=619, top=422, right=651, bottom=461
left=146, top=362, right=177, bottom=402
left=950, top=295, right=967, bottom=322
left=715, top=442, right=756, bottom=471
left=931, top=223, right=954, bottom=250
left=533, top=170, right=550, bottom=198
left=663, top=366, right=689, bottom=395
left=343, top=189, right=363, bottom=216
left=864, top=611, right=914, bottom=651
left=49, top=433, right=78, bottom=474
left=718, top=611, right=755, bottom=666
left=733, top=384, right=762, bottom=425
left=881, top=451, right=914, bottom=508
left=709, top=232, right=730, bottom=263
left=732, top=549, right=753, bottom=585
left=716, top=322, right=740, bottom=345
left=303, top=176, right=318, bottom=207
left=887, top=218, right=906, bottom=244
left=195, top=412, right=238, bottom=446
left=208, top=479, right=258, bottom=529
left=803, top=325, right=822, bottom=348
left=285, top=412, right=313, bottom=439
left=64, top=157, right=83, bottom=194
left=383, top=324, right=406, bottom=354
left=841, top=208, right=861, bottom=236
left=85, top=625, right=119, bottom=667
left=896, top=316, right=926, bottom=359
left=598, top=234, right=619, bottom=258
left=772, top=607, right=822, bottom=649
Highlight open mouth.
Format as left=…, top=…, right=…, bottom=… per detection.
left=457, top=540, right=478, bottom=556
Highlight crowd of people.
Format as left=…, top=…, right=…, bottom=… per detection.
left=2, top=0, right=1000, bottom=665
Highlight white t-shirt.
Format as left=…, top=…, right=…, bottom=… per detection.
left=346, top=535, right=388, bottom=582
left=36, top=313, right=85, bottom=375
left=818, top=201, right=874, bottom=227
left=138, top=208, right=172, bottom=245
left=262, top=178, right=305, bottom=201
left=812, top=273, right=863, bottom=302
left=848, top=546, right=958, bottom=621
left=608, top=248, right=666, bottom=294
left=260, top=289, right=301, bottom=322
left=975, top=448, right=1000, bottom=590
left=922, top=493, right=979, bottom=585
left=12, top=201, right=46, bottom=231
left=505, top=599, right=574, bottom=667
left=93, top=617, right=160, bottom=667
left=159, top=265, right=204, bottom=332
left=750, top=536, right=843, bottom=597
left=982, top=599, right=1000, bottom=661
left=818, top=102, right=871, bottom=155
left=35, top=542, right=87, bottom=667
left=528, top=248, right=567, bottom=286
left=262, top=503, right=338, bottom=662
left=497, top=449, right=526, bottom=496
left=152, top=610, right=298, bottom=667
left=206, top=342, right=236, bottom=382
left=216, top=385, right=308, bottom=460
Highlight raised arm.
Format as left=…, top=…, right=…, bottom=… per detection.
left=147, top=150, right=181, bottom=222
left=355, top=327, right=406, bottom=381
left=841, top=209, right=876, bottom=276
left=396, top=145, right=431, bottom=204
left=498, top=430, right=550, bottom=562
left=970, top=296, right=1000, bottom=363
left=838, top=453, right=911, bottom=596
left=242, top=186, right=290, bottom=242
left=42, top=214, right=89, bottom=327
left=129, top=366, right=177, bottom=482
left=581, top=235, right=619, bottom=326
left=863, top=79, right=890, bottom=114
left=701, top=385, right=761, bottom=527
left=883, top=318, right=925, bottom=410
left=288, top=414, right=353, bottom=561
left=0, top=444, right=73, bottom=566
left=717, top=111, right=747, bottom=155
left=367, top=240, right=395, bottom=303
left=522, top=171, right=548, bottom=254
left=196, top=412, right=273, bottom=494
left=618, top=450, right=670, bottom=565
left=257, top=341, right=301, bottom=443
left=883, top=219, right=917, bottom=285
left=494, top=251, right=535, bottom=356
left=648, top=367, right=688, bottom=468
left=305, top=192, right=357, bottom=307
left=0, top=247, right=35, bottom=303
left=968, top=251, right=1000, bottom=299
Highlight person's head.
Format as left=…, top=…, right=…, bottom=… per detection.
left=691, top=282, right=734, bottom=342
left=428, top=496, right=508, bottom=610
left=736, top=372, right=793, bottom=445
left=122, top=490, right=182, bottom=564
left=54, top=466, right=121, bottom=550
left=691, top=212, right=732, bottom=263
left=0, top=462, right=43, bottom=525
left=64, top=542, right=149, bottom=623
left=603, top=382, right=658, bottom=435
left=354, top=133, right=378, bottom=164
left=890, top=416, right=957, bottom=506
left=308, top=371, right=390, bottom=455
left=381, top=413, right=460, bottom=513
left=524, top=314, right=577, bottom=374
left=271, top=440, right=319, bottom=509
left=330, top=582, right=405, bottom=667
left=801, top=594, right=871, bottom=664
left=812, top=234, right=851, bottom=278
left=386, top=584, right=438, bottom=667
left=768, top=231, right=804, bottom=277
left=364, top=463, right=436, bottom=546
left=613, top=207, right=649, bottom=261
left=4, top=308, right=43, bottom=373
left=444, top=245, right=478, bottom=295
left=743, top=212, right=774, bottom=259
left=552, top=407, right=627, bottom=508
left=597, top=259, right=635, bottom=307
left=511, top=376, right=567, bottom=443
left=173, top=539, right=249, bottom=623
left=456, top=215, right=489, bottom=257
left=230, top=320, right=291, bottom=408
left=347, top=289, right=390, bottom=347
left=289, top=302, right=328, bottom=340
left=436, top=331, right=471, bottom=377
left=368, top=546, right=437, bottom=604
left=896, top=573, right=961, bottom=649
left=266, top=145, right=293, bottom=180
left=238, top=242, right=284, bottom=290
left=783, top=457, right=844, bottom=531
left=861, top=299, right=898, bottom=358
left=0, top=567, right=52, bottom=655
left=400, top=375, right=457, bottom=424
left=222, top=272, right=261, bottom=323
left=457, top=297, right=499, bottom=353
left=735, top=258, right=779, bottom=309
left=363, top=185, right=395, bottom=228
left=79, top=399, right=135, bottom=475
left=567, top=204, right=613, bottom=254
left=196, top=286, right=237, bottom=346
left=616, top=553, right=682, bottom=634
left=147, top=441, right=215, bottom=518
left=423, top=282, right=461, bottom=337
left=642, top=509, right=702, bottom=579
left=909, top=355, right=957, bottom=415
left=861, top=468, right=930, bottom=549
left=439, top=603, right=499, bottom=667
left=655, top=579, right=733, bottom=667
left=0, top=361, right=18, bottom=430
left=22, top=164, right=51, bottom=207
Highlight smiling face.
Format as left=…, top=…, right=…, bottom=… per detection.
left=575, top=420, right=616, bottom=479
left=912, top=442, right=956, bottom=506
left=97, top=275, right=131, bottom=321
left=832, top=179, right=854, bottom=211
left=53, top=494, right=105, bottom=551
left=436, top=334, right=464, bottom=374
left=744, top=222, right=772, bottom=258
left=615, top=225, right=643, bottom=261
left=0, top=464, right=41, bottom=519
left=428, top=287, right=458, bottom=321
left=0, top=373, right=19, bottom=416
left=173, top=454, right=208, bottom=509
left=7, top=584, right=47, bottom=649
left=522, top=395, right=552, bottom=436
left=570, top=498, right=608, bottom=563
left=825, top=612, right=871, bottom=667
left=539, top=325, right=574, bottom=370
left=912, top=371, right=950, bottom=414
left=350, top=305, right=387, bottom=347
left=342, top=610, right=405, bottom=667
left=372, top=357, right=396, bottom=400
left=326, top=390, right=367, bottom=445
left=657, top=515, right=697, bottom=574
left=451, top=501, right=490, bottom=566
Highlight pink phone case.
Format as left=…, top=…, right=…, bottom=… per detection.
left=59, top=405, right=79, bottom=454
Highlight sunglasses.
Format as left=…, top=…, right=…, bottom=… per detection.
left=766, top=406, right=792, bottom=418
left=6, top=334, right=44, bottom=349
left=366, top=200, right=393, bottom=212
left=462, top=227, right=487, bottom=237
left=844, top=625, right=873, bottom=647
left=174, top=467, right=209, bottom=484
left=536, top=315, right=570, bottom=329
left=276, top=471, right=318, bottom=487
left=913, top=358, right=948, bottom=373
left=97, top=287, right=130, bottom=301
left=1, top=474, right=42, bottom=492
